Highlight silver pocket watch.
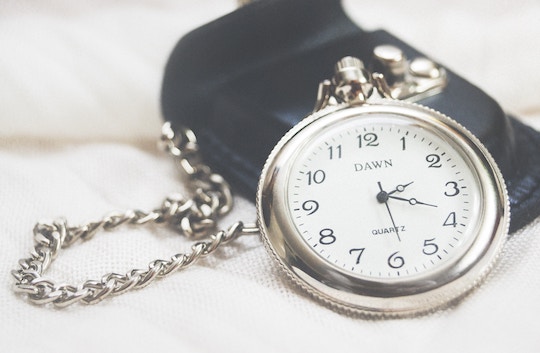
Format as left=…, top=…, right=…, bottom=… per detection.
left=13, top=46, right=509, bottom=316
left=257, top=50, right=509, bottom=315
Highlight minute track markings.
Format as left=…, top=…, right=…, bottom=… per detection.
left=287, top=120, right=479, bottom=279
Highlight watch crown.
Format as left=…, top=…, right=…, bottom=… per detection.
left=334, top=56, right=368, bottom=84
left=333, top=56, right=373, bottom=104
left=335, top=56, right=364, bottom=71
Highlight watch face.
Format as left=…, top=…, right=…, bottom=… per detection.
left=287, top=114, right=480, bottom=280
left=257, top=101, right=509, bottom=316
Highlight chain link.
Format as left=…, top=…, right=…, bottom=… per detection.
left=12, top=122, right=259, bottom=307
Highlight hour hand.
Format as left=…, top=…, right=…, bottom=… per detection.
left=388, top=195, right=437, bottom=207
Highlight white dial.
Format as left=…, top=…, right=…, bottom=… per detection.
left=287, top=114, right=480, bottom=279
left=258, top=102, right=508, bottom=315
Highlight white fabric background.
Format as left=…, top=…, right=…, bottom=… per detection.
left=1, top=1, right=539, bottom=352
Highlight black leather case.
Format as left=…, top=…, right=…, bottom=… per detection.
left=161, top=0, right=540, bottom=233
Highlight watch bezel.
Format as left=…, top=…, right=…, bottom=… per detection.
left=256, top=100, right=509, bottom=316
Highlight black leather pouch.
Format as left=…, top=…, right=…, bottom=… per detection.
left=161, top=0, right=540, bottom=232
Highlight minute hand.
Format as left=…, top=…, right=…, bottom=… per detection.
left=387, top=181, right=414, bottom=196
left=388, top=195, right=438, bottom=208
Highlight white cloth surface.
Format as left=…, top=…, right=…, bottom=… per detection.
left=1, top=1, right=539, bottom=352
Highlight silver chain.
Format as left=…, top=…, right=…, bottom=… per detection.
left=11, top=122, right=259, bottom=307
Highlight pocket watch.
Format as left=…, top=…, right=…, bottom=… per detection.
left=256, top=53, right=509, bottom=316
left=13, top=47, right=509, bottom=316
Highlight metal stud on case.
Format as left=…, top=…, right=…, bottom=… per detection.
left=372, top=45, right=448, bottom=101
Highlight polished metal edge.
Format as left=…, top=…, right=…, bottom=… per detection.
left=256, top=100, right=510, bottom=317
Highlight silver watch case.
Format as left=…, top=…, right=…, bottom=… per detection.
left=256, top=100, right=509, bottom=317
